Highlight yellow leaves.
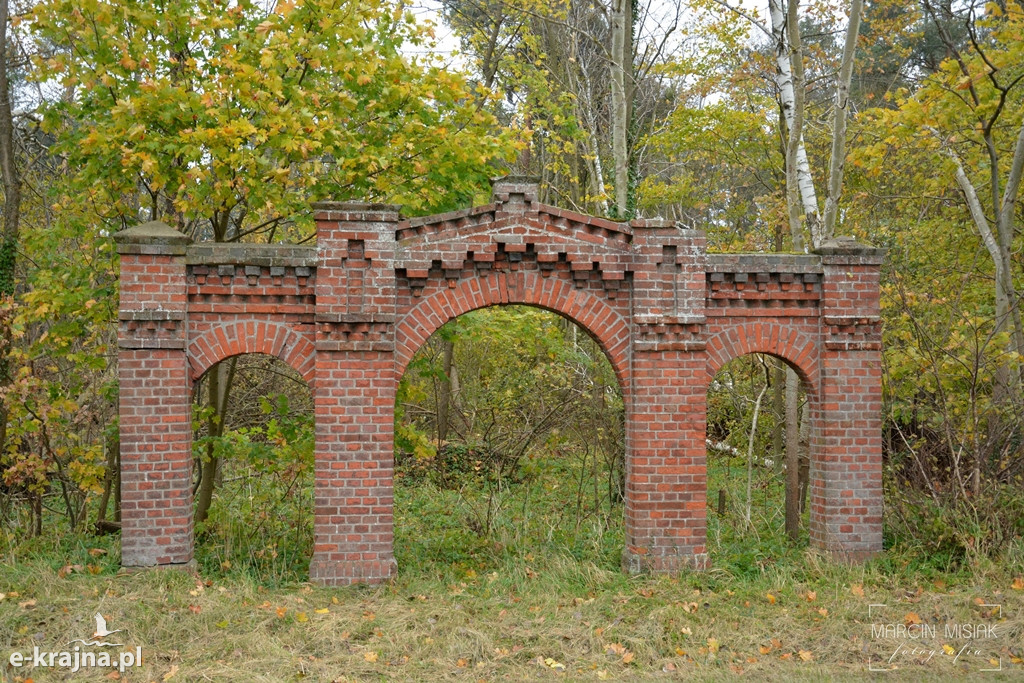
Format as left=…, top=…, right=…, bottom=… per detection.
left=363, top=651, right=378, bottom=663
left=1012, top=576, right=1024, bottom=590
left=357, top=73, right=373, bottom=86
left=943, top=644, right=956, bottom=655
left=804, top=591, right=816, bottom=602
left=851, top=584, right=865, bottom=598
left=904, top=612, right=922, bottom=626
left=541, top=657, right=565, bottom=670
left=315, top=608, right=330, bottom=614
left=162, top=664, right=179, bottom=680
left=276, top=606, right=287, bottom=619
left=797, top=650, right=813, bottom=661
left=706, top=637, right=720, bottom=654
left=295, top=612, right=308, bottom=623
left=255, top=20, right=275, bottom=35
left=765, top=593, right=776, bottom=605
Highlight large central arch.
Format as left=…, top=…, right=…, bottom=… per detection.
left=115, top=177, right=885, bottom=584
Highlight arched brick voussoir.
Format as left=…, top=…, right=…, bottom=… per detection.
left=705, top=322, right=819, bottom=393
left=396, top=273, right=631, bottom=389
left=187, top=320, right=317, bottom=388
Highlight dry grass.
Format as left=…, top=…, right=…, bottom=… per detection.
left=1, top=538, right=1023, bottom=682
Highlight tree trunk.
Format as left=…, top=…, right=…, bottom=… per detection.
left=784, top=367, right=801, bottom=540
left=610, top=0, right=631, bottom=217
left=437, top=338, right=455, bottom=445
left=0, top=0, right=21, bottom=460
left=770, top=0, right=818, bottom=246
left=195, top=358, right=236, bottom=524
left=821, top=0, right=864, bottom=240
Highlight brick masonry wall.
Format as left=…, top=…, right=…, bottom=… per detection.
left=114, top=181, right=885, bottom=583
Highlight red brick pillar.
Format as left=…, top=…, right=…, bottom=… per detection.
left=812, top=237, right=885, bottom=561
left=309, top=202, right=399, bottom=585
left=114, top=222, right=194, bottom=568
left=624, top=222, right=709, bottom=572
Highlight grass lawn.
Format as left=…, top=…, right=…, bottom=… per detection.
left=2, top=456, right=1022, bottom=681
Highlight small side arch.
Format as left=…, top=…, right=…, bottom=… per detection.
left=705, top=322, right=819, bottom=393
left=395, top=271, right=631, bottom=389
left=187, top=320, right=316, bottom=387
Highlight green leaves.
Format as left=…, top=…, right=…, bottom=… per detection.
left=31, top=0, right=517, bottom=238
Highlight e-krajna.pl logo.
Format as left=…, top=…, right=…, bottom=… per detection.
left=7, top=612, right=143, bottom=674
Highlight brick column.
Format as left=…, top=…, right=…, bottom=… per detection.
left=114, top=222, right=194, bottom=568
left=812, top=237, right=885, bottom=561
left=624, top=222, right=709, bottom=573
left=310, top=202, right=399, bottom=585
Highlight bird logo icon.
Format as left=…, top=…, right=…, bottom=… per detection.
left=67, top=613, right=124, bottom=647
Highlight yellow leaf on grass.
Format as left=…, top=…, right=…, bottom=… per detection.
left=296, top=612, right=308, bottom=623
left=1012, top=577, right=1024, bottom=591
left=622, top=651, right=635, bottom=664
left=766, top=593, right=776, bottom=605
left=771, top=638, right=782, bottom=649
left=760, top=645, right=772, bottom=655
left=276, top=606, right=287, bottom=618
left=851, top=584, right=865, bottom=597
left=943, top=644, right=956, bottom=655
left=457, top=658, right=468, bottom=668
left=364, top=651, right=378, bottom=663
left=332, top=596, right=340, bottom=604
left=798, top=650, right=813, bottom=661
left=805, top=591, right=817, bottom=602
left=707, top=638, right=720, bottom=654
left=543, top=657, right=565, bottom=671
left=817, top=607, right=828, bottom=617
left=163, top=664, right=179, bottom=681
left=315, top=608, right=330, bottom=614
left=904, top=612, right=921, bottom=626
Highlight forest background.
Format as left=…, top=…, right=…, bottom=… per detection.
left=0, top=0, right=1023, bottom=679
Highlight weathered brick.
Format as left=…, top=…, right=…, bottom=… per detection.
left=114, top=180, right=884, bottom=583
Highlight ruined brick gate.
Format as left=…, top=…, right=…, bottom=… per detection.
left=115, top=178, right=884, bottom=585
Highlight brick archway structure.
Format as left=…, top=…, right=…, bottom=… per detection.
left=115, top=178, right=884, bottom=584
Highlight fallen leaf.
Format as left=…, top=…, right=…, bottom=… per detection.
left=662, top=662, right=676, bottom=672
left=766, top=593, right=776, bottom=605
left=597, top=670, right=609, bottom=680
left=851, top=584, right=865, bottom=597
left=88, top=548, right=108, bottom=557
left=605, top=643, right=626, bottom=656
left=107, top=672, right=121, bottom=680
left=276, top=607, right=287, bottom=619
left=780, top=652, right=793, bottom=660
left=543, top=657, right=565, bottom=671
left=707, top=637, right=720, bottom=654
left=904, top=612, right=921, bottom=626
left=771, top=638, right=782, bottom=649
left=680, top=626, right=692, bottom=636
left=760, top=645, right=772, bottom=655
left=19, top=599, right=36, bottom=610
left=332, top=596, right=339, bottom=604
left=1012, top=577, right=1024, bottom=591
left=296, top=612, right=308, bottom=623
left=817, top=607, right=828, bottom=617
left=675, top=648, right=686, bottom=656
left=364, top=651, right=378, bottom=663
left=188, top=604, right=201, bottom=614
left=973, top=597, right=986, bottom=606
left=457, top=658, right=468, bottom=668
left=730, top=664, right=744, bottom=674
left=622, top=651, right=635, bottom=664
left=163, top=665, right=179, bottom=681
left=943, top=644, right=955, bottom=655
left=805, top=591, right=817, bottom=602
left=315, top=608, right=330, bottom=614
left=798, top=650, right=813, bottom=661
left=215, top=620, right=229, bottom=629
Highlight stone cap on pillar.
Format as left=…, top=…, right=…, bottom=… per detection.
left=815, top=236, right=885, bottom=265
left=113, top=221, right=191, bottom=255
